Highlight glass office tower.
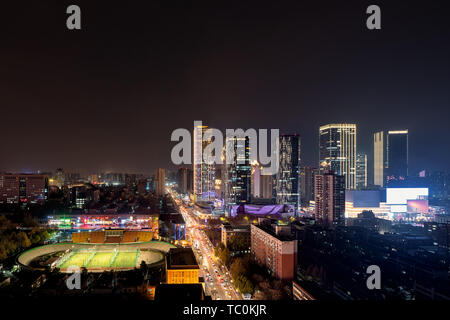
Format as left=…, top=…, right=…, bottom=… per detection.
left=356, top=153, right=367, bottom=189
left=319, top=124, right=357, bottom=189
left=275, top=134, right=301, bottom=213
left=314, top=170, right=345, bottom=228
left=224, top=136, right=252, bottom=211
left=373, top=130, right=408, bottom=187
left=193, top=124, right=215, bottom=201
left=387, top=130, right=409, bottom=182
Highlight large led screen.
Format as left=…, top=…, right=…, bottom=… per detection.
left=386, top=188, right=428, bottom=205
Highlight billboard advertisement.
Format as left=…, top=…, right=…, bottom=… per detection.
left=407, top=199, right=429, bottom=214
left=386, top=188, right=428, bottom=205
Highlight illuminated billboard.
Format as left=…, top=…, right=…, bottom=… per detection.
left=407, top=199, right=429, bottom=214
left=386, top=188, right=428, bottom=205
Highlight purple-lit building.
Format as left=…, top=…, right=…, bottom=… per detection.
left=229, top=204, right=295, bottom=217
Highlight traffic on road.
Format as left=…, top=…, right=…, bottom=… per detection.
left=168, top=187, right=242, bottom=300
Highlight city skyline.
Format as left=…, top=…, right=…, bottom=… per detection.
left=0, top=1, right=449, bottom=175
left=1, top=1, right=450, bottom=304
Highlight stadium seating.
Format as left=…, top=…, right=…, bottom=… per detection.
left=89, top=231, right=106, bottom=243
left=72, top=232, right=89, bottom=243
left=104, top=235, right=121, bottom=243
left=137, top=231, right=153, bottom=242
left=71, top=230, right=153, bottom=244
left=122, top=231, right=138, bottom=243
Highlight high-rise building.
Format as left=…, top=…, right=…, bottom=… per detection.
left=356, top=153, right=367, bottom=189
left=275, top=135, right=301, bottom=212
left=55, top=168, right=64, bottom=188
left=177, top=167, right=193, bottom=194
left=193, top=124, right=215, bottom=201
left=300, top=166, right=318, bottom=208
left=251, top=161, right=261, bottom=198
left=260, top=175, right=274, bottom=199
left=155, top=168, right=165, bottom=197
left=373, top=131, right=386, bottom=187
left=224, top=136, right=251, bottom=211
left=314, top=170, right=345, bottom=228
left=386, top=130, right=409, bottom=183
left=251, top=221, right=297, bottom=280
left=251, top=161, right=274, bottom=200
left=373, top=130, right=408, bottom=187
left=213, top=165, right=225, bottom=202
left=0, top=174, right=48, bottom=205
left=319, top=124, right=356, bottom=189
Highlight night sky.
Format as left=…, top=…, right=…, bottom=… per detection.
left=1, top=0, right=449, bottom=176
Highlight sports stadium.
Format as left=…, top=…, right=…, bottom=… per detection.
left=18, top=230, right=176, bottom=273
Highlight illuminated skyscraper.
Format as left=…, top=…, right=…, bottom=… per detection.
left=373, top=130, right=408, bottom=187
left=251, top=161, right=261, bottom=198
left=155, top=168, right=165, bottom=197
left=314, top=170, right=345, bottom=228
left=275, top=134, right=301, bottom=213
left=260, top=175, right=274, bottom=199
left=193, top=124, right=215, bottom=201
left=356, top=153, right=367, bottom=189
left=386, top=130, right=409, bottom=183
left=177, top=167, right=193, bottom=194
left=55, top=168, right=64, bottom=188
left=373, top=131, right=386, bottom=187
left=224, top=136, right=251, bottom=211
left=214, top=166, right=225, bottom=201
left=319, top=124, right=356, bottom=189
left=300, top=166, right=319, bottom=208
left=251, top=161, right=274, bottom=200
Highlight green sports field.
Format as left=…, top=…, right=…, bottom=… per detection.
left=87, top=252, right=115, bottom=268
left=112, top=252, right=138, bottom=268
left=58, top=250, right=138, bottom=269
left=58, top=252, right=92, bottom=269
